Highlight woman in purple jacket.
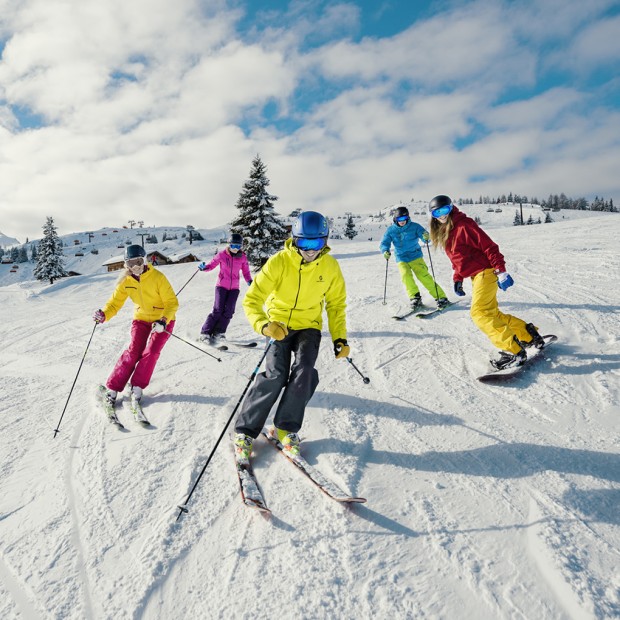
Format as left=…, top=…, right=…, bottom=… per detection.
left=198, top=233, right=252, bottom=345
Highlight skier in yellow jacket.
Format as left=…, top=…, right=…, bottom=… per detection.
left=233, top=211, right=349, bottom=464
left=93, top=245, right=179, bottom=408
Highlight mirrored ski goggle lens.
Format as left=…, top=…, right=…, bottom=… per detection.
left=294, top=237, right=327, bottom=252
left=395, top=215, right=409, bottom=222
left=125, top=257, right=144, bottom=267
left=229, top=244, right=242, bottom=250
left=431, top=205, right=453, bottom=219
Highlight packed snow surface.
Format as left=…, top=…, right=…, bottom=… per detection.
left=1, top=211, right=619, bottom=619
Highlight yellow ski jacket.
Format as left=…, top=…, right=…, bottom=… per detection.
left=243, top=239, right=347, bottom=342
left=102, top=266, right=179, bottom=323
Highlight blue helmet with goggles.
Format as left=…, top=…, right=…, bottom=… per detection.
left=429, top=195, right=454, bottom=219
left=292, top=211, right=329, bottom=252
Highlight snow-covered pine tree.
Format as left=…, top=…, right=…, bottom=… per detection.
left=230, top=155, right=288, bottom=270
left=344, top=215, right=358, bottom=240
left=34, top=216, right=67, bottom=284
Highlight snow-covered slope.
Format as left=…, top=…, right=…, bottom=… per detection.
left=0, top=215, right=619, bottom=619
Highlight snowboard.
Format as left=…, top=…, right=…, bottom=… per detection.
left=477, top=335, right=557, bottom=383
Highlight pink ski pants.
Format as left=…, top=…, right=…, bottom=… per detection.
left=106, top=319, right=175, bottom=392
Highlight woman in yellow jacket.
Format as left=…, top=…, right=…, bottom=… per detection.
left=93, top=245, right=179, bottom=406
left=233, top=211, right=349, bottom=464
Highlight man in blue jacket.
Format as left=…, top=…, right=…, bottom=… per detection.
left=380, top=206, right=448, bottom=309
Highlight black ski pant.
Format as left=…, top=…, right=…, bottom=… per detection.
left=234, top=328, right=321, bottom=438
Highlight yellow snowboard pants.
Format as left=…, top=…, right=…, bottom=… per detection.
left=470, top=269, right=532, bottom=353
left=397, top=257, right=446, bottom=300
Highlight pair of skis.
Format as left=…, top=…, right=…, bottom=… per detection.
left=97, top=385, right=152, bottom=430
left=392, top=300, right=459, bottom=321
left=235, top=428, right=366, bottom=514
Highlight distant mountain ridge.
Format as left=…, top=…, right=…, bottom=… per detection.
left=0, top=231, right=20, bottom=248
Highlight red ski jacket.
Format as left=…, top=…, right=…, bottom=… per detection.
left=445, top=207, right=506, bottom=281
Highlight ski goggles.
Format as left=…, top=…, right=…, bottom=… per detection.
left=395, top=215, right=409, bottom=223
left=431, top=204, right=453, bottom=219
left=229, top=243, right=242, bottom=250
left=294, top=236, right=327, bottom=252
left=125, top=257, right=145, bottom=268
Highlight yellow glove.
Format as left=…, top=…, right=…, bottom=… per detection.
left=262, top=321, right=288, bottom=341
left=422, top=231, right=430, bottom=243
left=383, top=251, right=391, bottom=260
left=333, top=338, right=350, bottom=359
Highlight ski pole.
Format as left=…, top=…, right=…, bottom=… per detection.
left=166, top=330, right=223, bottom=362
left=175, top=268, right=200, bottom=297
left=176, top=338, right=276, bottom=521
left=425, top=242, right=441, bottom=301
left=382, top=258, right=389, bottom=305
left=346, top=357, right=370, bottom=384
left=53, top=323, right=98, bottom=438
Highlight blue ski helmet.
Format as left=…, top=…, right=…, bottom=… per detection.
left=292, top=211, right=329, bottom=239
left=125, top=244, right=146, bottom=260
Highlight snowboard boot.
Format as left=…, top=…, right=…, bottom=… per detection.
left=490, top=348, right=527, bottom=370
left=409, top=293, right=423, bottom=310
left=436, top=297, right=449, bottom=309
left=233, top=433, right=254, bottom=465
left=524, top=323, right=545, bottom=349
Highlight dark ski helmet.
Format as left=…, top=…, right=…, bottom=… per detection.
left=428, top=195, right=453, bottom=215
left=125, top=244, right=146, bottom=260
left=292, top=211, right=329, bottom=239
left=393, top=206, right=410, bottom=223
left=228, top=233, right=243, bottom=245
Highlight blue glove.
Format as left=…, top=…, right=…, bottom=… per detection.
left=454, top=281, right=465, bottom=296
left=496, top=272, right=514, bottom=291
left=198, top=262, right=207, bottom=271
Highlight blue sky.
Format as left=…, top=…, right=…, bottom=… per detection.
left=0, top=0, right=619, bottom=240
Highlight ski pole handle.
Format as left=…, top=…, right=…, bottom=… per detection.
left=346, top=357, right=370, bottom=384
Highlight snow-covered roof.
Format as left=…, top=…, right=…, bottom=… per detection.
left=166, top=250, right=199, bottom=262
left=102, top=255, right=124, bottom=266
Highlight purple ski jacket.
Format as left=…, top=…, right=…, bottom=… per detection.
left=201, top=249, right=252, bottom=290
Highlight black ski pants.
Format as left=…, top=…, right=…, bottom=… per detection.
left=234, top=328, right=321, bottom=438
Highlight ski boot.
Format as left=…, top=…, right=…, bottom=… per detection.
left=271, top=427, right=301, bottom=457
left=436, top=297, right=449, bottom=309
left=409, top=293, right=423, bottom=310
left=233, top=433, right=254, bottom=465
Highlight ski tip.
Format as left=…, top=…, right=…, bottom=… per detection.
left=338, top=497, right=367, bottom=504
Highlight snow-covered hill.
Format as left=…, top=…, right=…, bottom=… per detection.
left=0, top=231, right=20, bottom=248
left=0, top=214, right=619, bottom=619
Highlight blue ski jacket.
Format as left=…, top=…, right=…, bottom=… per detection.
left=380, top=220, right=428, bottom=263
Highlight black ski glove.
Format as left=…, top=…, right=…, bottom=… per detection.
left=454, top=281, right=465, bottom=296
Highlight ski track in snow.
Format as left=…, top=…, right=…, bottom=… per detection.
left=1, top=215, right=619, bottom=618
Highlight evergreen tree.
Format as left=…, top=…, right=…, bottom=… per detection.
left=10, top=247, right=18, bottom=262
left=526, top=214, right=534, bottom=225
left=344, top=215, right=358, bottom=240
left=31, top=243, right=38, bottom=261
left=513, top=210, right=522, bottom=226
left=230, top=155, right=288, bottom=269
left=18, top=246, right=28, bottom=263
left=34, top=216, right=67, bottom=284
left=544, top=212, right=554, bottom=223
